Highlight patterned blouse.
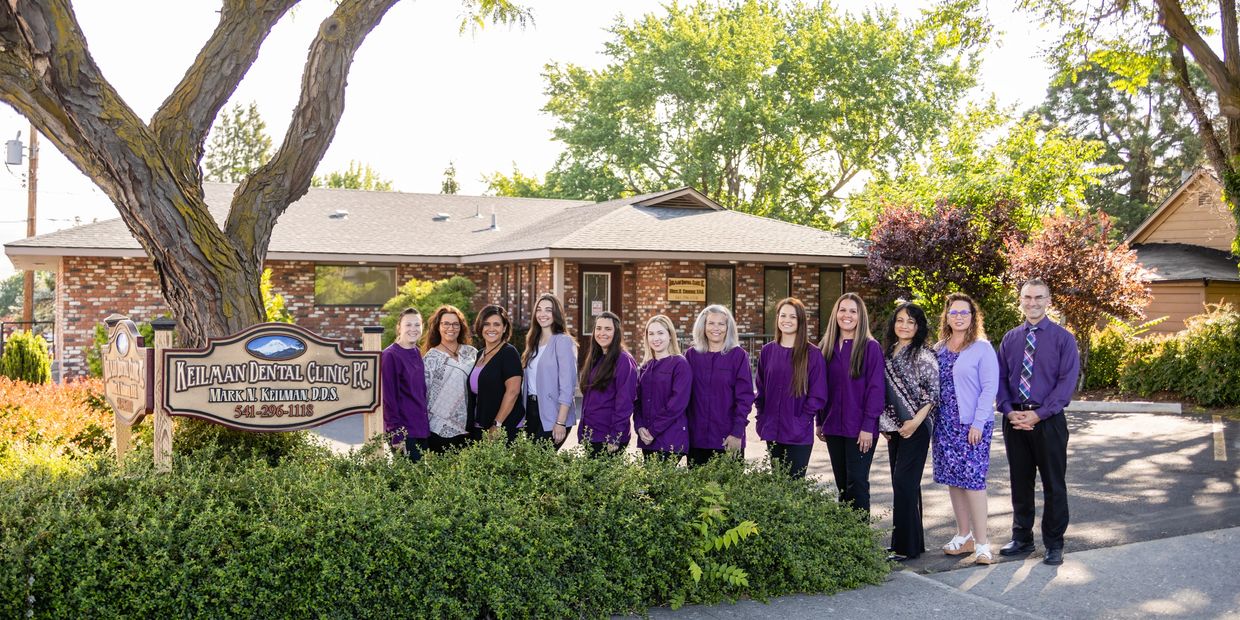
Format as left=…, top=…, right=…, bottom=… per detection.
left=424, top=345, right=478, bottom=438
left=879, top=344, right=940, bottom=433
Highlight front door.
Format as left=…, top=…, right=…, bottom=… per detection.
left=578, top=265, right=623, bottom=352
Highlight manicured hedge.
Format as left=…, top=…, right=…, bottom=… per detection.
left=1118, top=304, right=1240, bottom=406
left=0, top=437, right=888, bottom=618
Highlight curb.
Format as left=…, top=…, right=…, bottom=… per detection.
left=1065, top=400, right=1181, bottom=413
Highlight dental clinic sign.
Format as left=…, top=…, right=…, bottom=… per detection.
left=162, top=323, right=379, bottom=432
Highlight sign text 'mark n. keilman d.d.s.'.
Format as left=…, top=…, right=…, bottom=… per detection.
left=162, top=323, right=380, bottom=432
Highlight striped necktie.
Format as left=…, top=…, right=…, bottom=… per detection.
left=1019, top=326, right=1037, bottom=401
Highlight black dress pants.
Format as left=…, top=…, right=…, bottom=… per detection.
left=767, top=441, right=812, bottom=479
left=824, top=434, right=875, bottom=515
left=428, top=432, right=468, bottom=453
left=885, top=423, right=930, bottom=557
left=1003, top=412, right=1070, bottom=549
left=688, top=448, right=726, bottom=467
left=523, top=396, right=571, bottom=450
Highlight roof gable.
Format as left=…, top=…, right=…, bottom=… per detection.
left=1126, top=169, right=1237, bottom=251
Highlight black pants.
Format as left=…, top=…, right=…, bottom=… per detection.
left=885, top=423, right=930, bottom=557
left=1003, top=412, right=1070, bottom=549
left=428, top=432, right=469, bottom=453
left=402, top=437, right=428, bottom=463
left=523, top=396, right=571, bottom=450
left=688, top=447, right=726, bottom=467
left=767, top=441, right=812, bottom=479
left=468, top=420, right=522, bottom=443
left=586, top=441, right=619, bottom=458
left=824, top=434, right=875, bottom=514
left=641, top=448, right=684, bottom=464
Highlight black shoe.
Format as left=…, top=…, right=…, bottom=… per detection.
left=999, top=540, right=1036, bottom=556
left=1043, top=547, right=1064, bottom=565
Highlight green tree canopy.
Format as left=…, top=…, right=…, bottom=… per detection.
left=502, top=0, right=989, bottom=226
left=1020, top=0, right=1240, bottom=252
left=312, top=161, right=394, bottom=191
left=441, top=161, right=460, bottom=195
left=1036, top=61, right=1209, bottom=233
left=846, top=103, right=1110, bottom=234
left=203, top=101, right=273, bottom=183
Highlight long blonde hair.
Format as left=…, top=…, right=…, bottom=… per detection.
left=641, top=314, right=682, bottom=365
left=819, top=292, right=875, bottom=379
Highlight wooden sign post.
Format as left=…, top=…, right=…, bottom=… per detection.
left=361, top=326, right=385, bottom=444
left=101, top=314, right=152, bottom=467
left=150, top=317, right=177, bottom=472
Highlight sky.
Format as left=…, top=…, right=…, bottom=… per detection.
left=0, top=0, right=1060, bottom=277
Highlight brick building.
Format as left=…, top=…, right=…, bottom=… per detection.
left=6, top=184, right=867, bottom=378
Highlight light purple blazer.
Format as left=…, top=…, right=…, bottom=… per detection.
left=941, top=339, right=1000, bottom=430
left=524, top=333, right=579, bottom=429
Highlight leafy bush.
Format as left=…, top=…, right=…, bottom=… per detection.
left=380, top=275, right=477, bottom=347
left=1084, top=316, right=1165, bottom=390
left=0, top=331, right=51, bottom=384
left=0, top=378, right=111, bottom=457
left=0, top=437, right=887, bottom=618
left=1118, top=304, right=1240, bottom=406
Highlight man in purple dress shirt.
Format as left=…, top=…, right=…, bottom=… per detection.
left=996, top=279, right=1080, bottom=566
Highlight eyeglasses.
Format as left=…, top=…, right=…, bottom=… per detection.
left=1021, top=295, right=1049, bottom=302
left=947, top=310, right=972, bottom=317
left=440, top=323, right=461, bottom=329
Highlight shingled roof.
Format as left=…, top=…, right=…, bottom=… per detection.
left=1133, top=243, right=1240, bottom=283
left=6, top=184, right=864, bottom=269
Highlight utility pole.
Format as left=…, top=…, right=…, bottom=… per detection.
left=21, top=125, right=37, bottom=324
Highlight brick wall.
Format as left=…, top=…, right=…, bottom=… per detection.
left=53, top=255, right=870, bottom=378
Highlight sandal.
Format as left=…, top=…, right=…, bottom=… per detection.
left=974, top=543, right=994, bottom=565
left=943, top=532, right=975, bottom=556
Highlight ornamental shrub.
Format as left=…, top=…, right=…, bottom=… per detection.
left=0, top=437, right=888, bottom=618
left=0, top=331, right=51, bottom=384
left=381, top=275, right=477, bottom=347
left=1118, top=304, right=1240, bottom=406
left=1084, top=317, right=1165, bottom=390
left=0, top=378, right=111, bottom=457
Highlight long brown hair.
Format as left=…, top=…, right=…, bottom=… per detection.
left=819, top=292, right=875, bottom=379
left=523, top=293, right=573, bottom=366
left=421, top=305, right=470, bottom=355
left=579, top=311, right=625, bottom=394
left=937, top=292, right=987, bottom=348
left=773, top=298, right=810, bottom=397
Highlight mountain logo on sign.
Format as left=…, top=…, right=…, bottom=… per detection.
left=245, top=335, right=307, bottom=361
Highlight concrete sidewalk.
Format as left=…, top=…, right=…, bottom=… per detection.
left=639, top=526, right=1240, bottom=619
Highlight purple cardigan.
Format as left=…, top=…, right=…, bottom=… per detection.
left=381, top=343, right=429, bottom=443
left=685, top=346, right=754, bottom=450
left=818, top=338, right=885, bottom=437
left=634, top=354, right=691, bottom=453
left=524, top=333, right=579, bottom=429
left=940, top=339, right=1000, bottom=430
left=755, top=342, right=828, bottom=446
left=578, top=351, right=638, bottom=446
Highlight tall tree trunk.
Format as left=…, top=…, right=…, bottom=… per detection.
left=0, top=0, right=401, bottom=346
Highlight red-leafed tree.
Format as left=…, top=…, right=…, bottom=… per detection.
left=865, top=199, right=1026, bottom=328
left=0, top=0, right=528, bottom=347
left=1006, top=212, right=1151, bottom=384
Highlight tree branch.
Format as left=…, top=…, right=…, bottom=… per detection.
left=225, top=0, right=401, bottom=267
left=1156, top=0, right=1240, bottom=116
left=150, top=0, right=298, bottom=184
left=1169, top=44, right=1233, bottom=175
